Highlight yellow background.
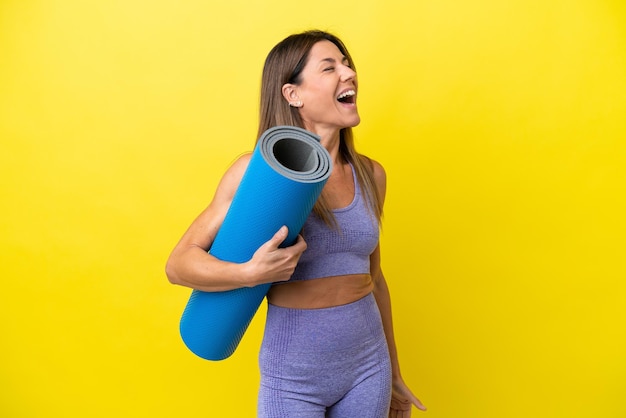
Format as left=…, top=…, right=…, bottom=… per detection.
left=1, top=0, right=624, bottom=417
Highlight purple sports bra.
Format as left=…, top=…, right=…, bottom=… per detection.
left=288, top=163, right=380, bottom=281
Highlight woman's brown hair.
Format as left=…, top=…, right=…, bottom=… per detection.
left=258, top=30, right=383, bottom=227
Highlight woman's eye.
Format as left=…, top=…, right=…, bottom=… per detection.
left=323, top=67, right=334, bottom=72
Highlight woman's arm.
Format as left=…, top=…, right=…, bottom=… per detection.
left=371, top=262, right=427, bottom=414
left=165, top=153, right=307, bottom=292
left=369, top=159, right=426, bottom=415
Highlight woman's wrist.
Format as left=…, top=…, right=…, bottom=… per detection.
left=391, top=370, right=404, bottom=384
left=238, top=262, right=258, bottom=287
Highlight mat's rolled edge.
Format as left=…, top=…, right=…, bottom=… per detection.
left=258, top=126, right=331, bottom=183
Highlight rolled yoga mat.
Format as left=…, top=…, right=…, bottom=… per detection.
left=179, top=126, right=332, bottom=361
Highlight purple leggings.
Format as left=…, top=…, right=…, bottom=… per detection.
left=258, top=293, right=392, bottom=418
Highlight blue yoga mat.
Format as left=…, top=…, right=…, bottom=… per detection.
left=179, top=126, right=332, bottom=360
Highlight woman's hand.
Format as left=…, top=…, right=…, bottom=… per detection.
left=243, top=226, right=307, bottom=286
left=389, top=377, right=427, bottom=417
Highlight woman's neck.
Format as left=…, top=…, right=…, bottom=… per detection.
left=316, top=129, right=342, bottom=165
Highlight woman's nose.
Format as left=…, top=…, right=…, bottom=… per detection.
left=340, top=65, right=356, bottom=82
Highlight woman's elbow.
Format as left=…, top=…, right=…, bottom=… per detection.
left=165, top=256, right=181, bottom=286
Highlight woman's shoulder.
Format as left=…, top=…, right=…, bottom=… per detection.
left=227, top=151, right=253, bottom=174
left=213, top=152, right=253, bottom=201
left=357, top=154, right=386, bottom=182
left=356, top=154, right=386, bottom=205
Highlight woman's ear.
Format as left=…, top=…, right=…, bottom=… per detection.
left=282, top=83, right=302, bottom=108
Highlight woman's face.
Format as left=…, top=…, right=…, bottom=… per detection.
left=285, top=40, right=360, bottom=135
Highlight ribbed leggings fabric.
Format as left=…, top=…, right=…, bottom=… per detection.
left=258, top=293, right=392, bottom=418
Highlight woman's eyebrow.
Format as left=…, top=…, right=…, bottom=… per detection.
left=319, top=56, right=349, bottom=65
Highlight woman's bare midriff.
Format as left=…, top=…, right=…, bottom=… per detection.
left=266, top=274, right=374, bottom=309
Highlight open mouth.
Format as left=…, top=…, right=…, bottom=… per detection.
left=337, top=89, right=356, bottom=104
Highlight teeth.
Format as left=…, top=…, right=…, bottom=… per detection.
left=337, top=90, right=356, bottom=99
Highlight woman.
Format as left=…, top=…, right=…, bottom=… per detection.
left=166, top=30, right=426, bottom=417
